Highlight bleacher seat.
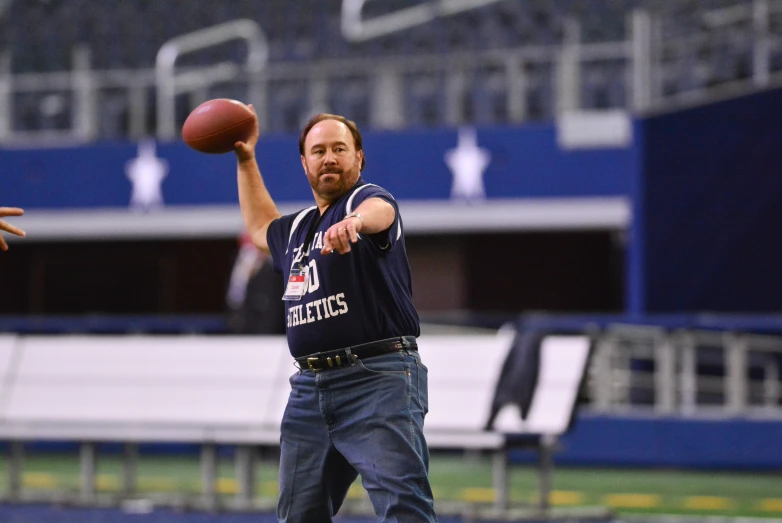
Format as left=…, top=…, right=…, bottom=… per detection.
left=0, top=335, right=291, bottom=443
left=0, top=335, right=16, bottom=389
left=423, top=329, right=516, bottom=449
left=493, top=335, right=592, bottom=434
left=0, top=330, right=592, bottom=512
left=423, top=330, right=592, bottom=510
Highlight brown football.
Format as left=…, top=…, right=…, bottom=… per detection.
left=182, top=98, right=255, bottom=154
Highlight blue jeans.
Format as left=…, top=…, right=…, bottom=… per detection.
left=277, top=350, right=437, bottom=523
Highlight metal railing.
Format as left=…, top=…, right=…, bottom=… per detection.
left=588, top=325, right=782, bottom=416
left=2, top=2, right=782, bottom=145
left=340, top=0, right=506, bottom=41
left=155, top=19, right=268, bottom=140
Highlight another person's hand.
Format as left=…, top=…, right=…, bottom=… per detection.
left=234, top=104, right=260, bottom=162
left=0, top=207, right=26, bottom=251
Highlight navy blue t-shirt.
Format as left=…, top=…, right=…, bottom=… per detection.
left=266, top=178, right=420, bottom=358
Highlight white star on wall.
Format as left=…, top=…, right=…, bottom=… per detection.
left=125, top=139, right=169, bottom=212
left=444, top=127, right=492, bottom=202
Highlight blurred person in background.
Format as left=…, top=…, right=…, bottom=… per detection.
left=225, top=231, right=286, bottom=335
left=0, top=207, right=25, bottom=251
left=233, top=109, right=436, bottom=522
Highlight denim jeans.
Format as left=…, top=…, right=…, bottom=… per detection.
left=277, top=349, right=437, bottom=523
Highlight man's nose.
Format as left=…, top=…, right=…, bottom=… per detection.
left=323, top=149, right=337, bottom=164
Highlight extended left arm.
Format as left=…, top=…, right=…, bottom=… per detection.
left=321, top=197, right=395, bottom=255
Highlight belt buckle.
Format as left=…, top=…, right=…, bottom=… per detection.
left=307, top=357, right=322, bottom=373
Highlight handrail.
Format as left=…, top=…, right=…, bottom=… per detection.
left=0, top=52, right=10, bottom=141
left=341, top=0, right=504, bottom=41
left=155, top=19, right=268, bottom=141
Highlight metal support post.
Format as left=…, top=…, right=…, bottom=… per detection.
left=234, top=445, right=256, bottom=509
left=201, top=443, right=219, bottom=511
left=492, top=448, right=509, bottom=512
left=593, top=334, right=615, bottom=411
left=128, top=79, right=148, bottom=139
left=725, top=333, right=748, bottom=414
left=73, top=45, right=97, bottom=141
left=631, top=9, right=653, bottom=112
left=371, top=65, right=404, bottom=130
left=308, top=74, right=330, bottom=119
left=445, top=69, right=467, bottom=126
left=0, top=52, right=10, bottom=142
left=655, top=332, right=676, bottom=413
left=537, top=435, right=555, bottom=513
left=556, top=17, right=581, bottom=115
left=679, top=333, right=697, bottom=415
left=753, top=0, right=770, bottom=87
left=80, top=442, right=97, bottom=504
left=8, top=441, right=24, bottom=501
left=122, top=443, right=138, bottom=498
left=764, top=358, right=780, bottom=409
left=505, top=56, right=527, bottom=123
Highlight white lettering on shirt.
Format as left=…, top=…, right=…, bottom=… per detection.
left=287, top=293, right=349, bottom=327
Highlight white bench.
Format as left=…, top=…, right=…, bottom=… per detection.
left=423, top=330, right=592, bottom=511
left=0, top=334, right=294, bottom=507
left=0, top=331, right=591, bottom=513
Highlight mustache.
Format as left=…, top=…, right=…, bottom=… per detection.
left=320, top=167, right=343, bottom=175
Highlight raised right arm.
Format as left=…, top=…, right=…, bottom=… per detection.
left=233, top=106, right=281, bottom=254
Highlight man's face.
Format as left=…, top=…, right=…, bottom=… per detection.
left=301, top=119, right=363, bottom=203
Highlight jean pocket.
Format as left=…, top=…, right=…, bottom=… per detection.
left=409, top=350, right=429, bottom=373
left=357, top=352, right=408, bottom=374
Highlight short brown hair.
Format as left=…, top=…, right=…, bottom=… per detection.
left=298, top=113, right=366, bottom=171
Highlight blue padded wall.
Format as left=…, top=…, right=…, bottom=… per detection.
left=640, top=87, right=782, bottom=312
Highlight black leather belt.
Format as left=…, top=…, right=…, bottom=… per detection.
left=295, top=336, right=418, bottom=373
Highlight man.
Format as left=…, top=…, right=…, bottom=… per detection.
left=225, top=232, right=286, bottom=335
left=233, top=109, right=436, bottom=523
left=0, top=207, right=25, bottom=251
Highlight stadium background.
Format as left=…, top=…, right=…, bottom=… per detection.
left=1, top=0, right=782, bottom=522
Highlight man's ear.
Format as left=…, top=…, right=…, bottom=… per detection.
left=357, top=150, right=364, bottom=170
left=301, top=156, right=307, bottom=173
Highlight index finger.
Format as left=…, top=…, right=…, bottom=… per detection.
left=0, top=220, right=25, bottom=237
left=0, top=207, right=24, bottom=218
left=321, top=229, right=335, bottom=255
left=347, top=223, right=358, bottom=243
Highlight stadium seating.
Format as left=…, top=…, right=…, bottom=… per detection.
left=0, top=0, right=641, bottom=134
left=2, top=0, right=773, bottom=134
left=0, top=0, right=614, bottom=71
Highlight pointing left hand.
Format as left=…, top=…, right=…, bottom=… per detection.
left=322, top=217, right=362, bottom=255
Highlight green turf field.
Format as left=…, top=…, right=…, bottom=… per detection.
left=1, top=452, right=781, bottom=518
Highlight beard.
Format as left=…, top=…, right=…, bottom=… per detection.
left=306, top=165, right=360, bottom=202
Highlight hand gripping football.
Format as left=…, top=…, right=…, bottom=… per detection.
left=182, top=98, right=255, bottom=154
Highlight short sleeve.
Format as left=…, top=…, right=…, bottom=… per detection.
left=347, top=184, right=402, bottom=252
left=266, top=214, right=296, bottom=274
